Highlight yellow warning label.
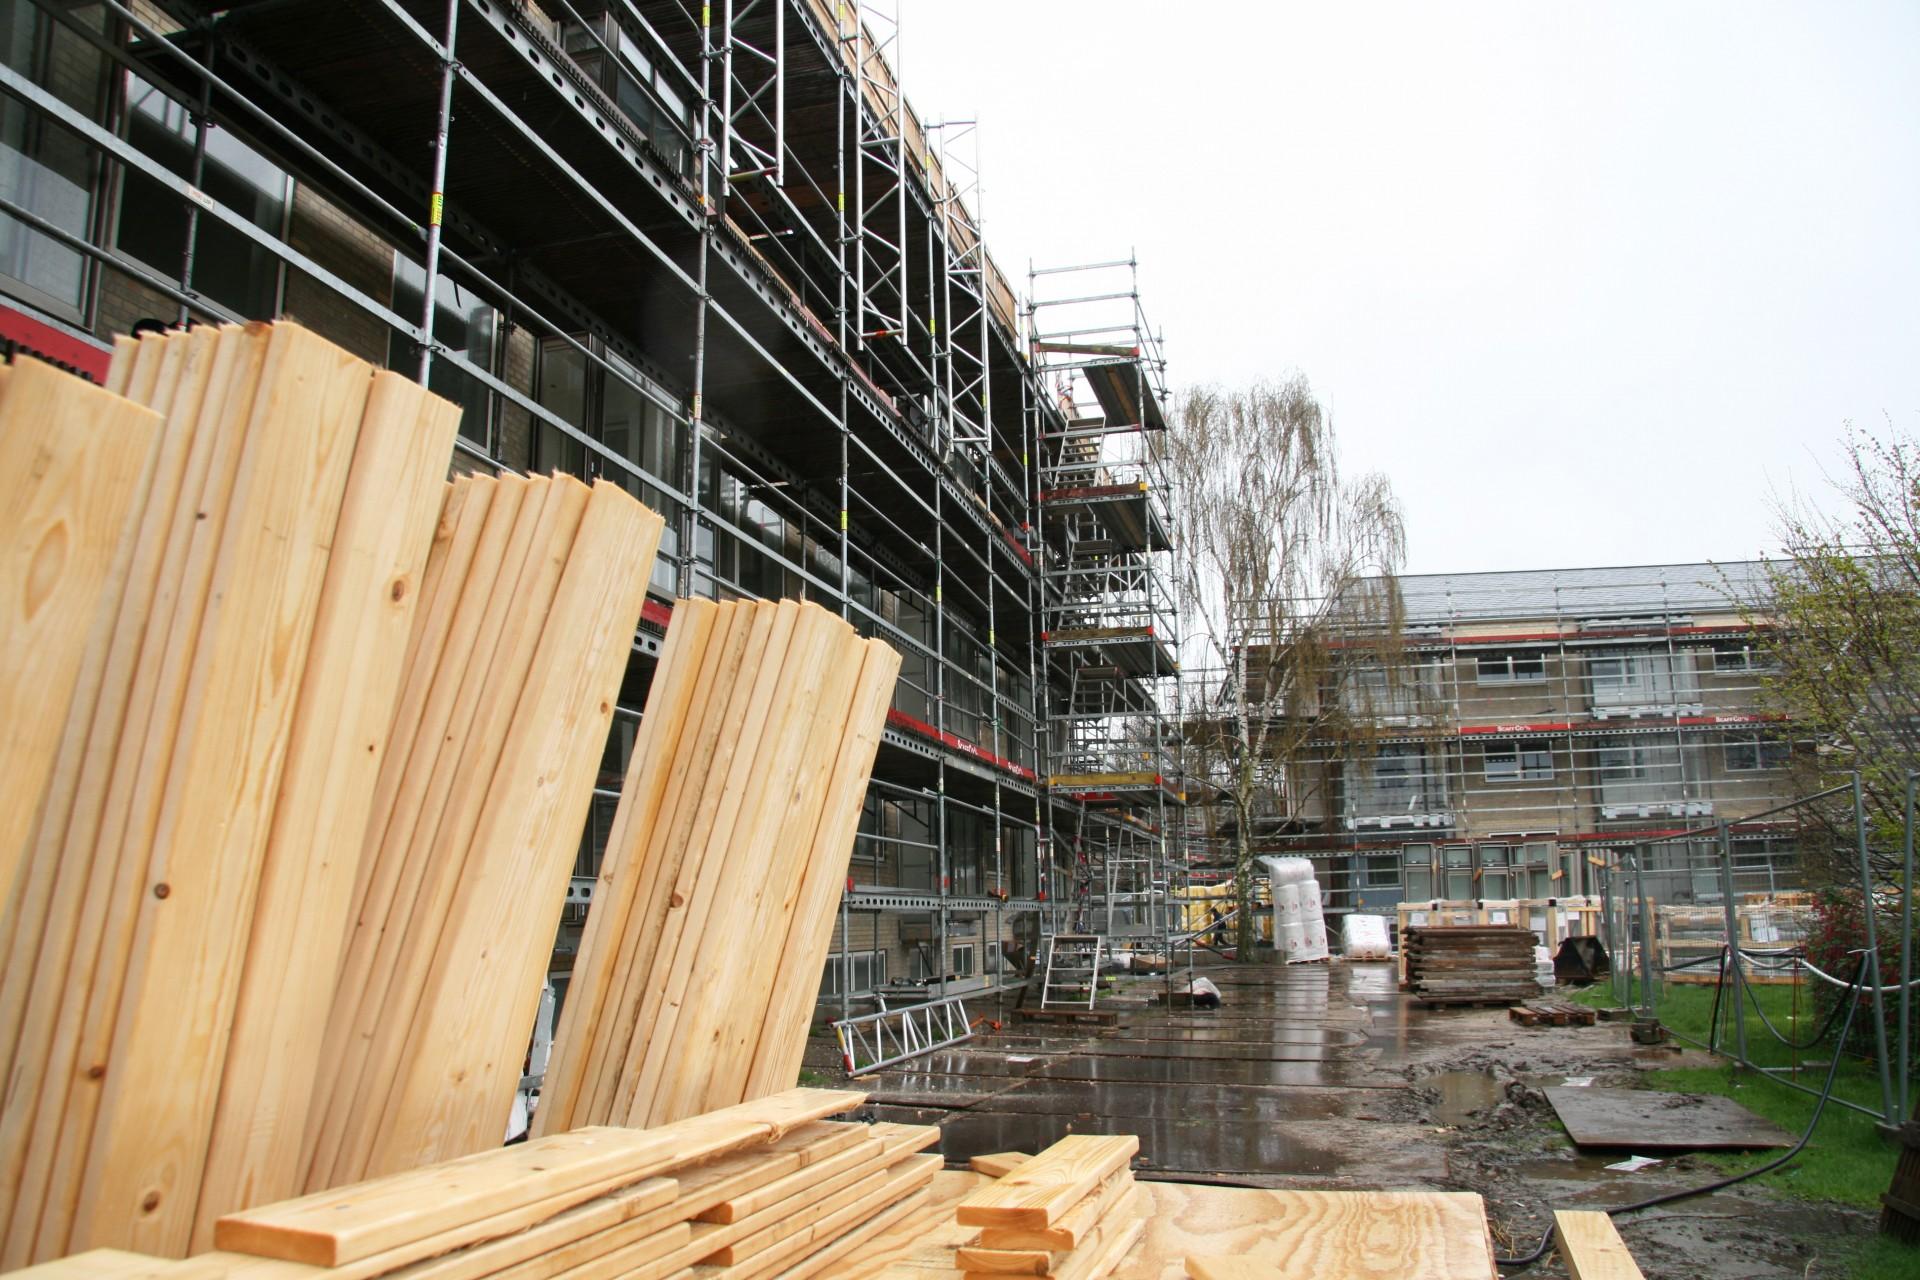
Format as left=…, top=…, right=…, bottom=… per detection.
left=429, top=192, right=444, bottom=227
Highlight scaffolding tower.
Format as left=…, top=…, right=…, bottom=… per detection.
left=1028, top=258, right=1183, bottom=954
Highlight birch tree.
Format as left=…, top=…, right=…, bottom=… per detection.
left=1169, top=376, right=1406, bottom=955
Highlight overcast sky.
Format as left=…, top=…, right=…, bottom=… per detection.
left=899, top=1, right=1919, bottom=575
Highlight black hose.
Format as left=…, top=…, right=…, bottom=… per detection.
left=1494, top=952, right=1871, bottom=1273
left=1738, top=957, right=1858, bottom=1051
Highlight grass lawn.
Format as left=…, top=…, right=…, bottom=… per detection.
left=1568, top=977, right=1920, bottom=1274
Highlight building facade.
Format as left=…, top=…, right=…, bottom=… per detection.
left=0, top=0, right=1181, bottom=1011
left=1270, top=562, right=1801, bottom=916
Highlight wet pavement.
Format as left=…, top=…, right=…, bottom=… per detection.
left=837, top=960, right=1435, bottom=1182
left=812, top=959, right=1883, bottom=1277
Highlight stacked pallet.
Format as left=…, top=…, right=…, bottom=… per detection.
left=0, top=324, right=462, bottom=1264
left=300, top=464, right=662, bottom=1192
left=4, top=1090, right=940, bottom=1280
left=948, top=1135, right=1147, bottom=1278
left=1403, top=926, right=1544, bottom=1007
left=536, top=597, right=902, bottom=1133
left=1508, top=1000, right=1598, bottom=1028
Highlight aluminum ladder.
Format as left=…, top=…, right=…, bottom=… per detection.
left=831, top=992, right=974, bottom=1075
left=1041, top=933, right=1105, bottom=1009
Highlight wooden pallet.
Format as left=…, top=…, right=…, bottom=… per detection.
left=1509, top=1001, right=1599, bottom=1028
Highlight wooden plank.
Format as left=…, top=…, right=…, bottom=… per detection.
left=1180, top=1260, right=1282, bottom=1280
left=578, top=601, right=756, bottom=1129
left=743, top=638, right=903, bottom=1097
left=300, top=473, right=508, bottom=1186
left=974, top=1171, right=1131, bottom=1253
left=486, top=1219, right=691, bottom=1280
left=193, top=371, right=459, bottom=1245
left=697, top=1136, right=888, bottom=1225
left=218, top=1091, right=862, bottom=1267
left=968, top=1155, right=1030, bottom=1180
left=0, top=1250, right=177, bottom=1280
left=1552, top=1211, right=1645, bottom=1280
left=8, top=325, right=268, bottom=1267
left=0, top=359, right=159, bottom=898
left=0, top=326, right=234, bottom=1267
left=954, top=1137, right=1139, bottom=1230
left=767, top=1189, right=924, bottom=1280
left=674, top=610, right=868, bottom=1120
left=535, top=597, right=721, bottom=1135
left=619, top=601, right=801, bottom=1126
left=1544, top=1087, right=1792, bottom=1150
left=697, top=1155, right=940, bottom=1278
left=385, top=1179, right=686, bottom=1280
left=1046, top=1213, right=1142, bottom=1280
left=77, top=321, right=375, bottom=1257
left=307, top=473, right=548, bottom=1187
left=956, top=1185, right=1146, bottom=1277
left=366, top=479, right=661, bottom=1175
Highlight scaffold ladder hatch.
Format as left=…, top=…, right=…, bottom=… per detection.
left=1042, top=933, right=1105, bottom=1009
left=832, top=992, right=974, bottom=1076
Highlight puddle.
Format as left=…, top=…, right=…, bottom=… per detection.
left=1430, top=1069, right=1502, bottom=1126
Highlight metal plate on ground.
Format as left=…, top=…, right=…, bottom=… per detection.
left=1546, top=1086, right=1794, bottom=1149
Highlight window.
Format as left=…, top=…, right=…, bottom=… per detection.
left=950, top=943, right=975, bottom=979
left=1366, top=854, right=1402, bottom=887
left=1724, top=734, right=1790, bottom=772
left=1595, top=741, right=1649, bottom=780
left=1, top=8, right=103, bottom=320
left=1476, top=651, right=1546, bottom=684
left=1712, top=641, right=1773, bottom=674
left=118, top=75, right=290, bottom=319
left=820, top=949, right=887, bottom=996
left=1404, top=843, right=1434, bottom=900
left=1484, top=738, right=1553, bottom=782
left=392, top=256, right=495, bottom=446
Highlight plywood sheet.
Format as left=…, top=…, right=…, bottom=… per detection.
left=1544, top=1087, right=1792, bottom=1150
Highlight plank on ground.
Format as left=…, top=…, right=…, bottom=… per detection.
left=974, top=1170, right=1132, bottom=1252
left=956, top=1185, right=1147, bottom=1277
left=1551, top=1211, right=1645, bottom=1280
left=954, top=1136, right=1139, bottom=1230
left=193, top=370, right=460, bottom=1247
left=1182, top=1260, right=1282, bottom=1280
left=967, top=1155, right=1030, bottom=1180
left=216, top=1090, right=863, bottom=1267
left=78, top=322, right=374, bottom=1257
left=768, top=1189, right=926, bottom=1280
left=0, top=359, right=160, bottom=897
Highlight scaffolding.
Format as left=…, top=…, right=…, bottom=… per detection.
left=1028, top=257, right=1184, bottom=956
left=0, top=0, right=1184, bottom=1037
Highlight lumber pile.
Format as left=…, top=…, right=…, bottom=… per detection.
left=535, top=597, right=902, bottom=1133
left=0, top=1090, right=941, bottom=1280
left=0, top=324, right=665, bottom=1263
left=949, top=1135, right=1147, bottom=1278
left=1402, top=926, right=1544, bottom=1007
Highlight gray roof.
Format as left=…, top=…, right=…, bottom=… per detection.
left=1391, top=561, right=1773, bottom=625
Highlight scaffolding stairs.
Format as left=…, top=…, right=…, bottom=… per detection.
left=1041, top=933, right=1105, bottom=1009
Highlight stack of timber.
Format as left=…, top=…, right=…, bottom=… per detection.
left=1, top=1090, right=942, bottom=1280
left=0, top=322, right=665, bottom=1263
left=301, top=461, right=662, bottom=1191
left=1402, top=926, right=1544, bottom=1007
left=945, top=1135, right=1148, bottom=1278
left=535, top=597, right=902, bottom=1133
left=0, top=324, right=460, bottom=1264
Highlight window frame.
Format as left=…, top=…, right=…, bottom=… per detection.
left=1483, top=738, right=1554, bottom=783
left=1475, top=650, right=1548, bottom=685
left=1723, top=733, right=1791, bottom=773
